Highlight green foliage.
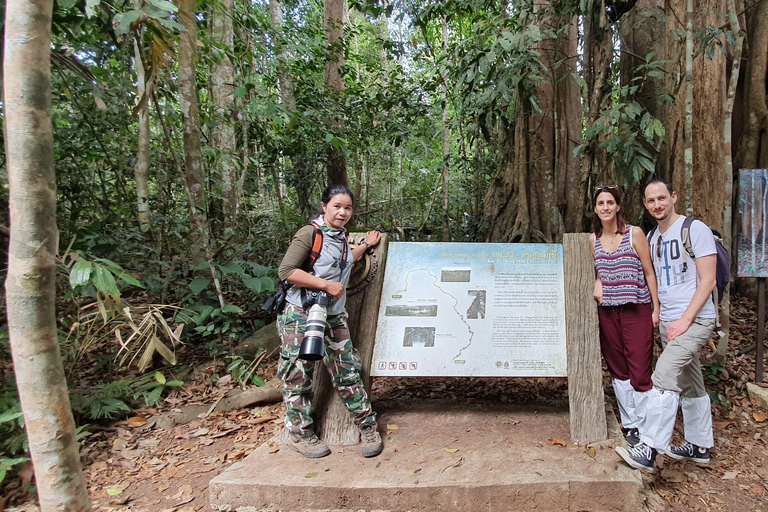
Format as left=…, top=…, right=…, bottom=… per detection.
left=0, top=387, right=29, bottom=480
left=0, top=329, right=9, bottom=359
left=577, top=51, right=669, bottom=185
left=702, top=359, right=728, bottom=383
left=0, top=456, right=29, bottom=486
left=68, top=256, right=143, bottom=300
left=188, top=261, right=275, bottom=297
left=71, top=380, right=134, bottom=420
left=226, top=352, right=267, bottom=387
left=176, top=302, right=243, bottom=343
left=134, top=372, right=184, bottom=407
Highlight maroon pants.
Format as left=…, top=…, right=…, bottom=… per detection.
left=597, top=302, right=653, bottom=392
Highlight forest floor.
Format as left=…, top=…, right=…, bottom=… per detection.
left=1, top=296, right=768, bottom=512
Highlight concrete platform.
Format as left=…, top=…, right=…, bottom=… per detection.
left=209, top=401, right=643, bottom=511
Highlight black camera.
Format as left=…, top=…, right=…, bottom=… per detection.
left=299, top=290, right=330, bottom=361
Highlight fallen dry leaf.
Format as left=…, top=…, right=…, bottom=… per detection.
left=549, top=438, right=567, bottom=447
left=266, top=439, right=280, bottom=453
left=753, top=411, right=767, bottom=422
left=126, top=416, right=148, bottom=427
left=305, top=472, right=318, bottom=478
left=722, top=470, right=739, bottom=480
left=444, top=448, right=459, bottom=453
left=585, top=446, right=596, bottom=458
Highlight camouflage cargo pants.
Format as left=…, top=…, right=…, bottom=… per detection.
left=276, top=302, right=376, bottom=438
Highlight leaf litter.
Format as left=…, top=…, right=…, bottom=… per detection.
left=1, top=297, right=767, bottom=511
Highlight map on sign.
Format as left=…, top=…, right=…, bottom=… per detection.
left=371, top=242, right=567, bottom=377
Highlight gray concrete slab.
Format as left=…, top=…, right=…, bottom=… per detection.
left=210, top=401, right=643, bottom=511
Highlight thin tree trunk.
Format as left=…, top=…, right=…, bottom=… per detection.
left=178, top=0, right=211, bottom=265
left=715, top=0, right=744, bottom=361
left=134, top=32, right=151, bottom=232
left=3, top=0, right=91, bottom=508
left=270, top=0, right=312, bottom=214
left=324, top=0, right=348, bottom=187
left=178, top=0, right=225, bottom=307
left=682, top=0, right=694, bottom=216
left=210, top=0, right=238, bottom=225
left=441, top=16, right=450, bottom=242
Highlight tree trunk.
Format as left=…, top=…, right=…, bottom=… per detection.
left=134, top=31, right=151, bottom=233
left=324, top=0, right=348, bottom=187
left=178, top=0, right=212, bottom=265
left=582, top=0, right=614, bottom=191
left=619, top=0, right=666, bottom=225
left=714, top=0, right=744, bottom=362
left=664, top=0, right=726, bottom=228
left=270, top=0, right=313, bottom=215
left=737, top=0, right=768, bottom=170
left=3, top=0, right=91, bottom=508
left=554, top=16, right=584, bottom=232
left=683, top=0, right=694, bottom=216
left=482, top=7, right=573, bottom=243
left=210, top=0, right=238, bottom=225
left=441, top=16, right=450, bottom=241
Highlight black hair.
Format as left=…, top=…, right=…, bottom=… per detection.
left=312, top=184, right=355, bottom=220
left=322, top=184, right=354, bottom=205
left=591, top=186, right=627, bottom=237
left=645, top=179, right=673, bottom=195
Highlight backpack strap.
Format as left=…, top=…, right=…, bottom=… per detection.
left=682, top=217, right=724, bottom=334
left=678, top=216, right=697, bottom=274
left=646, top=226, right=657, bottom=245
left=304, top=222, right=324, bottom=271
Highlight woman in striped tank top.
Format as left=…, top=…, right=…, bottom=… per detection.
left=590, top=187, right=659, bottom=448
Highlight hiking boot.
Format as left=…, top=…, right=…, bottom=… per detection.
left=360, top=421, right=383, bottom=458
left=615, top=443, right=657, bottom=473
left=288, top=432, right=331, bottom=458
left=622, top=427, right=640, bottom=448
left=666, top=441, right=710, bottom=463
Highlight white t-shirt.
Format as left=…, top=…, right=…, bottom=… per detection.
left=648, top=216, right=717, bottom=321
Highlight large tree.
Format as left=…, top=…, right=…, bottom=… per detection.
left=4, top=0, right=91, bottom=508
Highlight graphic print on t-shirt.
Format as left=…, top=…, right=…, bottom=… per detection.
left=649, top=216, right=717, bottom=321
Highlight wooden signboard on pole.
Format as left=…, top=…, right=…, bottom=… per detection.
left=738, top=169, right=768, bottom=383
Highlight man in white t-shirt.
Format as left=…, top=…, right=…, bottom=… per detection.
left=616, top=179, right=717, bottom=473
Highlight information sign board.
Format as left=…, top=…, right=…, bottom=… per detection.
left=371, top=243, right=567, bottom=377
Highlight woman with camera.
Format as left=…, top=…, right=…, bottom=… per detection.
left=591, top=186, right=659, bottom=448
left=275, top=184, right=382, bottom=459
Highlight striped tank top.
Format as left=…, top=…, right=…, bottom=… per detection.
left=594, top=225, right=651, bottom=306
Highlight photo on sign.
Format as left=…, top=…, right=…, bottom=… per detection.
left=738, top=169, right=768, bottom=277
left=467, top=290, right=486, bottom=319
left=403, top=327, right=436, bottom=347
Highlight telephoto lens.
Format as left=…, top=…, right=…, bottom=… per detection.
left=299, top=291, right=330, bottom=361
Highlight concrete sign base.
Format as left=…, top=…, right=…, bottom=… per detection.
left=210, top=402, right=642, bottom=512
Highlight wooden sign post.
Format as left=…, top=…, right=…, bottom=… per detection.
left=311, top=233, right=389, bottom=445
left=563, top=233, right=607, bottom=443
left=738, top=169, right=768, bottom=383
